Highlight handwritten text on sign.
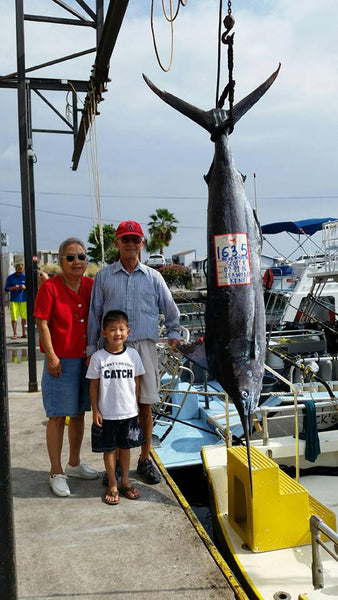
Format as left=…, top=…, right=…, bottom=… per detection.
left=214, top=233, right=251, bottom=286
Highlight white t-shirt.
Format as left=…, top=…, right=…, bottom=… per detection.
left=86, top=346, right=145, bottom=420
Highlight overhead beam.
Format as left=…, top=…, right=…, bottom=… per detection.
left=24, top=15, right=94, bottom=27
left=51, top=0, right=92, bottom=21
left=71, top=0, right=129, bottom=170
left=74, top=0, right=97, bottom=21
left=2, top=47, right=95, bottom=80
left=0, top=78, right=89, bottom=92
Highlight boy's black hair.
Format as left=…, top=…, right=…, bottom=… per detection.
left=102, top=309, right=129, bottom=329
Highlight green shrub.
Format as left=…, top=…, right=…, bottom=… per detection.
left=159, top=264, right=192, bottom=288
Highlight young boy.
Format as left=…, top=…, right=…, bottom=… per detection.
left=86, top=310, right=145, bottom=505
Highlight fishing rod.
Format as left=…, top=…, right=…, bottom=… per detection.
left=267, top=294, right=338, bottom=336
left=267, top=346, right=337, bottom=400
left=153, top=410, right=224, bottom=439
left=153, top=409, right=246, bottom=447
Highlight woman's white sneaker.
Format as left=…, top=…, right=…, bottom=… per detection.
left=65, top=462, right=99, bottom=479
left=49, top=474, right=70, bottom=497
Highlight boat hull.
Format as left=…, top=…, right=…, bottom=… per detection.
left=202, top=439, right=338, bottom=599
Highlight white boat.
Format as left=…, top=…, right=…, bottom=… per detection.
left=199, top=218, right=338, bottom=599
left=201, top=385, right=338, bottom=599
left=262, top=218, right=338, bottom=331
left=154, top=218, right=338, bottom=599
left=154, top=217, right=338, bottom=469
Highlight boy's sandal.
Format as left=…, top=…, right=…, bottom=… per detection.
left=120, top=486, right=140, bottom=500
left=103, top=488, right=120, bottom=505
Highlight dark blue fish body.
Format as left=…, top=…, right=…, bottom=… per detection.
left=143, top=67, right=280, bottom=486
left=204, top=131, right=266, bottom=432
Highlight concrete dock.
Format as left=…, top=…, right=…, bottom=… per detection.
left=4, top=316, right=241, bottom=599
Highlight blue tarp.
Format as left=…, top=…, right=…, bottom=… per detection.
left=261, top=218, right=337, bottom=236
left=271, top=265, right=293, bottom=275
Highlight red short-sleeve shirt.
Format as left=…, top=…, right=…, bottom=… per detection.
left=34, top=275, right=93, bottom=358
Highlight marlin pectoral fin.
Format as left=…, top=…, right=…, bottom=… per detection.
left=177, top=339, right=209, bottom=370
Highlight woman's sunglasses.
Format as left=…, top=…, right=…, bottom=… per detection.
left=62, top=253, right=87, bottom=262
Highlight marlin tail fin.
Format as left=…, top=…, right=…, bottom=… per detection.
left=143, top=64, right=280, bottom=136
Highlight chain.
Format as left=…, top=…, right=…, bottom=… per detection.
left=215, top=0, right=235, bottom=131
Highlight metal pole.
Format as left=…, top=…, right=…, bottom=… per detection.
left=27, top=87, right=38, bottom=301
left=253, top=172, right=258, bottom=212
left=311, top=516, right=324, bottom=589
left=16, top=0, right=38, bottom=392
left=0, top=226, right=18, bottom=599
left=96, top=0, right=104, bottom=44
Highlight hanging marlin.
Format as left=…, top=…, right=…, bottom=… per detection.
left=143, top=65, right=280, bottom=491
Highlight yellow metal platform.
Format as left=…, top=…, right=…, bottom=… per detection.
left=227, top=445, right=336, bottom=552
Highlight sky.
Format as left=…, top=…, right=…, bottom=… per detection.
left=0, top=0, right=337, bottom=262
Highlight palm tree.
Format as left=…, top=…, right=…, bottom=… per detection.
left=87, top=224, right=118, bottom=264
left=147, top=209, right=178, bottom=254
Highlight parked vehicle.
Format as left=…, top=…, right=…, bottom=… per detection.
left=147, top=253, right=165, bottom=268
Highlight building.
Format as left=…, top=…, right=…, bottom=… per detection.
left=172, top=249, right=196, bottom=268
left=38, top=250, right=59, bottom=266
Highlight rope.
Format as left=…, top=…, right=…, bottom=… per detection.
left=150, top=0, right=187, bottom=72
left=87, top=94, right=104, bottom=264
left=68, top=81, right=104, bottom=264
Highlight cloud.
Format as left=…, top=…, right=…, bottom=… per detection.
left=0, top=0, right=337, bottom=259
left=1, top=143, right=18, bottom=161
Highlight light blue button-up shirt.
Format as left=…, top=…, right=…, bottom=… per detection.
left=87, top=260, right=180, bottom=355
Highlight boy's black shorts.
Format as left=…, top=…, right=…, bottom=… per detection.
left=91, top=416, right=145, bottom=452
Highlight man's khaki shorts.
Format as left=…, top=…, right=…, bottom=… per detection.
left=127, top=339, right=160, bottom=404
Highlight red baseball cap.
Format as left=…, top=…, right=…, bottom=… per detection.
left=115, top=220, right=144, bottom=238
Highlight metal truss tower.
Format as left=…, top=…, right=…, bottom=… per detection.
left=0, top=0, right=129, bottom=393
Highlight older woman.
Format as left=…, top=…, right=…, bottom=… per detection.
left=34, top=238, right=98, bottom=497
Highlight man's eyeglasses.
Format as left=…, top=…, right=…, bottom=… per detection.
left=62, top=254, right=87, bottom=262
left=120, top=236, right=143, bottom=244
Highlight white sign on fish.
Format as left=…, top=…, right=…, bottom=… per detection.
left=214, top=233, right=251, bottom=286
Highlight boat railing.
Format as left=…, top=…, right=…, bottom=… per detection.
left=321, top=220, right=338, bottom=274
left=203, top=364, right=338, bottom=479
left=264, top=290, right=292, bottom=327
left=270, top=267, right=299, bottom=292
left=203, top=365, right=299, bottom=445
left=258, top=399, right=338, bottom=445
left=153, top=346, right=196, bottom=442
left=310, top=515, right=338, bottom=590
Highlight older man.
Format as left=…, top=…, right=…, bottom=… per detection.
left=87, top=220, right=180, bottom=484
